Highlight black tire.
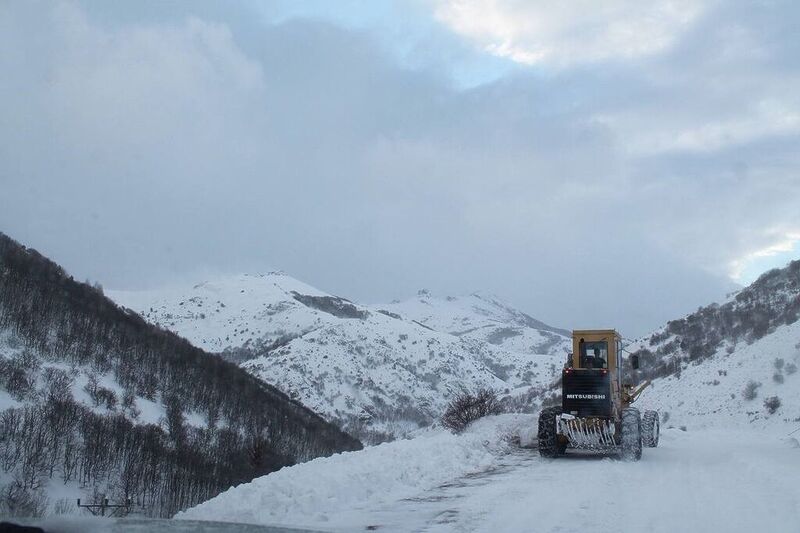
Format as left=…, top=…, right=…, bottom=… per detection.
left=620, top=408, right=642, bottom=461
left=538, top=406, right=562, bottom=458
left=642, top=410, right=659, bottom=448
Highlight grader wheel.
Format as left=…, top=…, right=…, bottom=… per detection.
left=537, top=406, right=564, bottom=458
left=642, top=410, right=660, bottom=448
left=620, top=407, right=642, bottom=461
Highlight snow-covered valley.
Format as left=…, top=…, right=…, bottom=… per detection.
left=171, top=264, right=800, bottom=532
left=6, top=248, right=800, bottom=530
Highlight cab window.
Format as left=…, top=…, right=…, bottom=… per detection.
left=579, top=340, right=608, bottom=369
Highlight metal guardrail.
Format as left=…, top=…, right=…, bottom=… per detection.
left=76, top=497, right=133, bottom=517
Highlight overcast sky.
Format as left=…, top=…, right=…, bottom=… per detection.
left=2, top=0, right=799, bottom=336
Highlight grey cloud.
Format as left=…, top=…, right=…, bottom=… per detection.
left=1, top=1, right=797, bottom=336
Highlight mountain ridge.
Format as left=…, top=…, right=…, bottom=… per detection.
left=110, top=273, right=571, bottom=442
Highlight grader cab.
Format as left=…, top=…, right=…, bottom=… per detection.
left=538, top=329, right=659, bottom=461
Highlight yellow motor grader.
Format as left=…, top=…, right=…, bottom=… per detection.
left=538, top=329, right=658, bottom=461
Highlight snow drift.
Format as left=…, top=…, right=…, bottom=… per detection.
left=176, top=414, right=535, bottom=529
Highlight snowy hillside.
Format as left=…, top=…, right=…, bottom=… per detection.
left=0, top=324, right=174, bottom=516
left=629, top=260, right=800, bottom=379
left=0, top=233, right=359, bottom=518
left=110, top=274, right=570, bottom=441
left=111, top=273, right=332, bottom=355
left=628, top=260, right=800, bottom=431
left=0, top=327, right=170, bottom=427
left=383, top=290, right=570, bottom=356
left=637, top=318, right=800, bottom=430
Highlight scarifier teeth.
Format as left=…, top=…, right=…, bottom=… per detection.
left=557, top=415, right=616, bottom=449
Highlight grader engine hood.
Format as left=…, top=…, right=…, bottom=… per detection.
left=562, top=369, right=612, bottom=417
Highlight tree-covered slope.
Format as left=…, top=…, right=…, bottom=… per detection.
left=0, top=232, right=360, bottom=518
left=629, top=260, right=800, bottom=381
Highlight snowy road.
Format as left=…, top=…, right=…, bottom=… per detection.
left=340, top=428, right=800, bottom=533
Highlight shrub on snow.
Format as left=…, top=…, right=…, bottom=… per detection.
left=763, top=396, right=781, bottom=414
left=742, top=380, right=761, bottom=401
left=441, top=388, right=502, bottom=433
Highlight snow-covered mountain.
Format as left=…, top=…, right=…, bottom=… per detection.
left=110, top=273, right=570, bottom=441
left=631, top=260, right=800, bottom=430
left=382, top=290, right=570, bottom=356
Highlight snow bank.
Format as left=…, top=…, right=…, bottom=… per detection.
left=176, top=414, right=534, bottom=529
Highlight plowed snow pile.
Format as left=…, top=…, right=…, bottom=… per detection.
left=176, top=414, right=535, bottom=529
left=180, top=424, right=800, bottom=533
